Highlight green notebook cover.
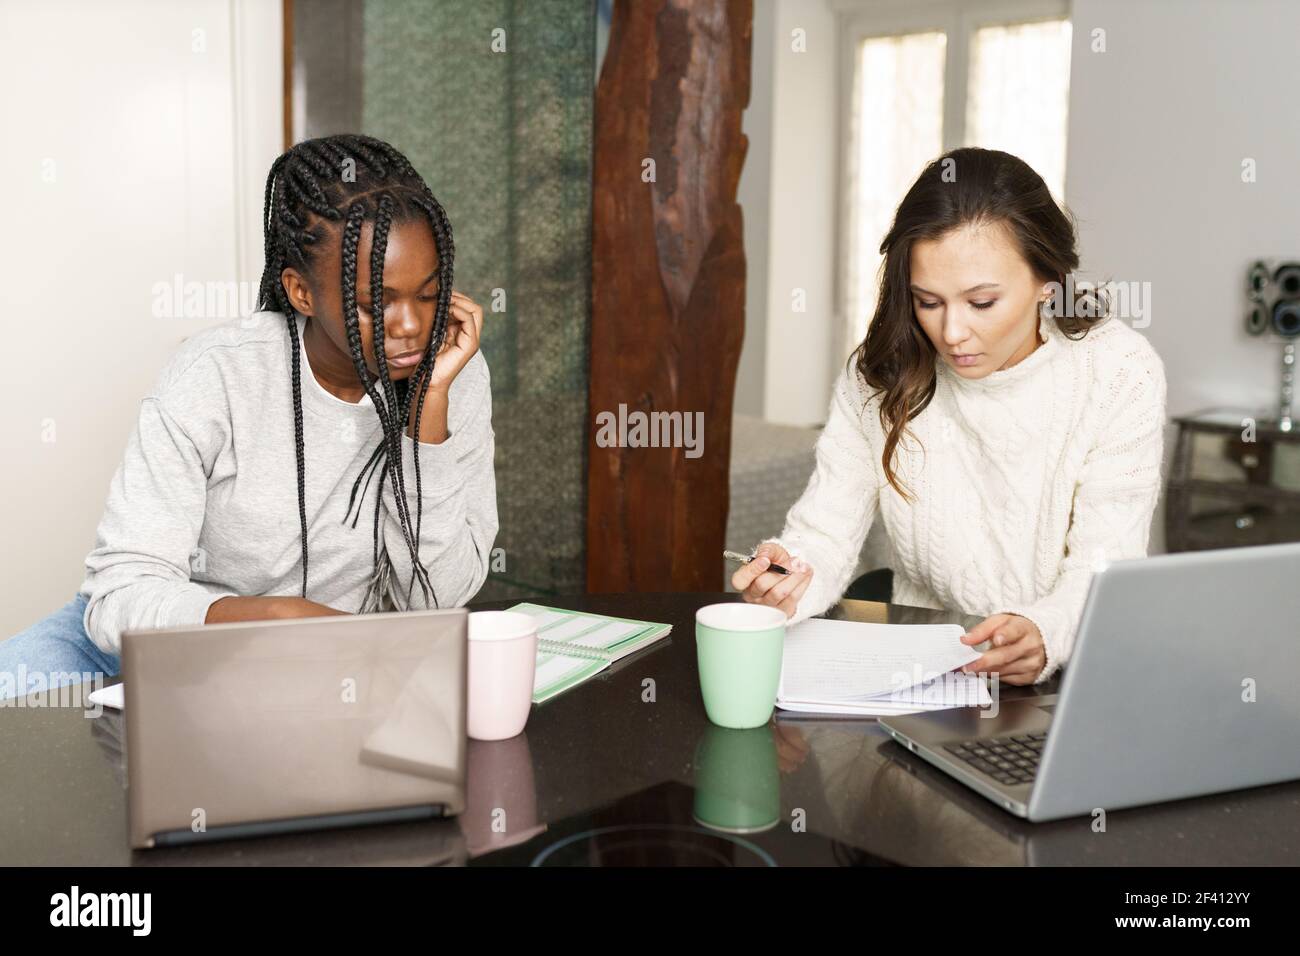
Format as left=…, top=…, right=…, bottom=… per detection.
left=507, top=603, right=673, bottom=704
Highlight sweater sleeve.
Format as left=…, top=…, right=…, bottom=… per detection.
left=768, top=368, right=882, bottom=624
left=380, top=352, right=499, bottom=611
left=995, top=340, right=1168, bottom=684
left=81, top=397, right=239, bottom=656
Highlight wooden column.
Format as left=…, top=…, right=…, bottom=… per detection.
left=586, top=0, right=752, bottom=592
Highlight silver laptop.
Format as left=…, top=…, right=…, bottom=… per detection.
left=122, top=607, right=468, bottom=849
left=879, top=541, right=1300, bottom=822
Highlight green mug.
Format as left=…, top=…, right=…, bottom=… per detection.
left=693, top=724, right=781, bottom=833
left=695, top=602, right=787, bottom=729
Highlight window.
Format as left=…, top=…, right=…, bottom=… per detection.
left=845, top=31, right=947, bottom=353
left=838, top=0, right=1072, bottom=355
left=966, top=19, right=1072, bottom=202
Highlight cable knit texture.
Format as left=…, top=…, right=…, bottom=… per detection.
left=768, top=313, right=1167, bottom=683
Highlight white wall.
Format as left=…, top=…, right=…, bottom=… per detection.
left=734, top=0, right=775, bottom=418
left=739, top=0, right=840, bottom=427
left=1065, top=0, right=1300, bottom=549
left=1066, top=0, right=1300, bottom=418
left=744, top=0, right=1300, bottom=422
left=0, top=0, right=281, bottom=639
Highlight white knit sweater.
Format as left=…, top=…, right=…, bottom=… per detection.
left=769, top=313, right=1167, bottom=683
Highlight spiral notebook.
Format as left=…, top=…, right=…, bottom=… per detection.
left=508, top=603, right=673, bottom=704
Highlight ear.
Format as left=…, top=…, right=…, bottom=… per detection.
left=281, top=267, right=314, bottom=316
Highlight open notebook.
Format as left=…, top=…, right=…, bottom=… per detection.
left=509, top=603, right=673, bottom=704
left=776, top=617, right=991, bottom=717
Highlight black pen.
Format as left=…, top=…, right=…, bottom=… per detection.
left=723, top=549, right=790, bottom=575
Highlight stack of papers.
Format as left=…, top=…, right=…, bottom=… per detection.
left=776, top=617, right=991, bottom=717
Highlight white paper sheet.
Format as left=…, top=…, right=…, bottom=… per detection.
left=87, top=683, right=125, bottom=711
left=777, top=671, right=991, bottom=716
left=777, top=617, right=981, bottom=704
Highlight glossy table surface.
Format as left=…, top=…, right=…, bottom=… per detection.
left=1, top=592, right=1297, bottom=865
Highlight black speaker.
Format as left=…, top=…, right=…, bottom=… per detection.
left=1245, top=259, right=1300, bottom=338
left=1246, top=304, right=1271, bottom=335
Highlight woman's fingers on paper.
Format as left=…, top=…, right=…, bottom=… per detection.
left=999, top=664, right=1040, bottom=685
left=960, top=613, right=1010, bottom=645
left=964, top=633, right=1031, bottom=675
left=991, top=655, right=1041, bottom=685
left=1001, top=640, right=1046, bottom=683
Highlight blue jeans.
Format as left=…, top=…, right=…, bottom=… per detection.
left=0, top=593, right=120, bottom=701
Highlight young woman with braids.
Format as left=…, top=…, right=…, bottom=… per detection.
left=0, top=135, right=497, bottom=698
left=734, top=148, right=1167, bottom=686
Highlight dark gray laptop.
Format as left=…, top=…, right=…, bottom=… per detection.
left=879, top=541, right=1300, bottom=822
left=122, top=607, right=468, bottom=848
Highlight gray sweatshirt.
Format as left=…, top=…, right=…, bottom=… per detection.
left=79, top=310, right=499, bottom=655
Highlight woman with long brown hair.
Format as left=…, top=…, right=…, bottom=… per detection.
left=734, top=147, right=1166, bottom=686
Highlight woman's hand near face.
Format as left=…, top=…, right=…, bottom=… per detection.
left=406, top=290, right=484, bottom=444
left=426, top=290, right=483, bottom=392
left=731, top=542, right=814, bottom=620
left=959, top=613, right=1046, bottom=686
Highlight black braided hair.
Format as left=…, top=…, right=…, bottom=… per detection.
left=255, top=134, right=457, bottom=611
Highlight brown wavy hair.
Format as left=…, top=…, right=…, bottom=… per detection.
left=851, top=147, right=1107, bottom=501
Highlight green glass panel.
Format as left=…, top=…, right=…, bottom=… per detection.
left=362, top=0, right=595, bottom=599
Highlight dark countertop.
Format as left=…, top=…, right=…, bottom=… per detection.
left=1, top=592, right=1297, bottom=865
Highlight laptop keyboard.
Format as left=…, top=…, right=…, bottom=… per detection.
left=944, top=732, right=1047, bottom=787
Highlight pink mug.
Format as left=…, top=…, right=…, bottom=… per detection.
left=467, top=611, right=538, bottom=741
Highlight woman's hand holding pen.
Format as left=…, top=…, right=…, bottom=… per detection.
left=732, top=542, right=814, bottom=619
